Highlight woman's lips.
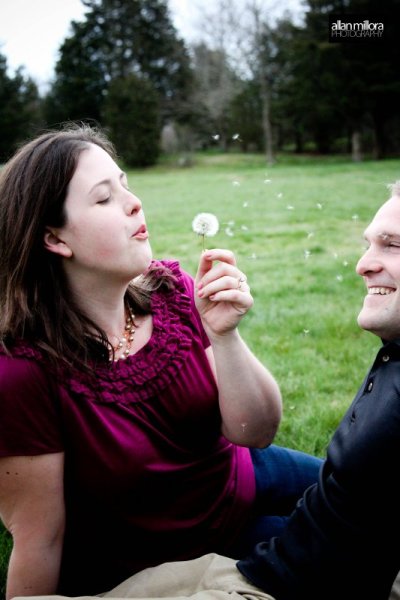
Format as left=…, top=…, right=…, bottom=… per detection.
left=132, top=224, right=149, bottom=239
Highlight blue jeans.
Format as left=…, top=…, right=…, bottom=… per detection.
left=228, top=444, right=323, bottom=557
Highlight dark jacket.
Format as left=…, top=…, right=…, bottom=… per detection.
left=238, top=340, right=400, bottom=600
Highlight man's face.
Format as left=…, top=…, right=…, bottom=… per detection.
left=356, top=196, right=400, bottom=340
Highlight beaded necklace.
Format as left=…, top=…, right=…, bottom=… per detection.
left=110, top=305, right=136, bottom=362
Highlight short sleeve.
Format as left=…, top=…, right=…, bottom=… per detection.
left=0, top=356, right=64, bottom=457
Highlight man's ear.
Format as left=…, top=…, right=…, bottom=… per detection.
left=43, top=228, right=73, bottom=258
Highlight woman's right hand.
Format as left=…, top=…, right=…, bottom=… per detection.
left=194, top=248, right=253, bottom=339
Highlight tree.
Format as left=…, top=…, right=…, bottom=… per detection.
left=0, top=53, right=42, bottom=161
left=190, top=43, right=242, bottom=150
left=45, top=0, right=194, bottom=127
left=192, top=0, right=298, bottom=164
left=338, top=0, right=400, bottom=158
left=228, top=81, right=263, bottom=151
left=103, top=74, right=160, bottom=166
left=299, top=0, right=400, bottom=158
left=246, top=1, right=276, bottom=164
left=43, top=18, right=106, bottom=125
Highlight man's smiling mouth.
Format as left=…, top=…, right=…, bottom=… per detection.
left=368, top=287, right=395, bottom=295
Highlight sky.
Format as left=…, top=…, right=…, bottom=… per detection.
left=0, top=0, right=199, bottom=90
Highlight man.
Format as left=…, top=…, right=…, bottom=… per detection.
left=236, top=182, right=400, bottom=599
left=15, top=183, right=400, bottom=600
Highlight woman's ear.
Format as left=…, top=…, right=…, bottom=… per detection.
left=43, top=228, right=73, bottom=258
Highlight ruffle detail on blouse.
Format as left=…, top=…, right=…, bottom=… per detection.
left=67, top=260, right=196, bottom=404
left=0, top=343, right=43, bottom=361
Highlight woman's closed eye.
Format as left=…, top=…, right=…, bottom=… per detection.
left=97, top=197, right=111, bottom=205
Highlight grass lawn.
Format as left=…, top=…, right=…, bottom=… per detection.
left=1, top=150, right=399, bottom=596
left=131, top=151, right=400, bottom=454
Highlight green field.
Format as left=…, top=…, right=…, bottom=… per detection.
left=132, top=152, right=399, bottom=454
left=1, top=151, right=400, bottom=595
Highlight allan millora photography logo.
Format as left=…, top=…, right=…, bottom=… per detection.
left=329, top=14, right=385, bottom=42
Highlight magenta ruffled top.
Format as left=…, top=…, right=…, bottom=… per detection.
left=0, top=260, right=256, bottom=595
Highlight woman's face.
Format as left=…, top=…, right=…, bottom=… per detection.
left=45, top=143, right=152, bottom=284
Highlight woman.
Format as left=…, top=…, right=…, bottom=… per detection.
left=0, top=124, right=321, bottom=598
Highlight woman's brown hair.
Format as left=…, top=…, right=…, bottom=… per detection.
left=0, top=123, right=174, bottom=367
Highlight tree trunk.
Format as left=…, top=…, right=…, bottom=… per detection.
left=372, top=113, right=386, bottom=159
left=260, top=75, right=275, bottom=165
left=294, top=128, right=303, bottom=153
left=351, top=130, right=362, bottom=162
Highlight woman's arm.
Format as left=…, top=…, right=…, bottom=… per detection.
left=195, top=249, right=282, bottom=448
left=205, top=338, right=281, bottom=448
left=0, top=452, right=65, bottom=599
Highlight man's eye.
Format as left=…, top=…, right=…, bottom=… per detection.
left=97, top=197, right=110, bottom=204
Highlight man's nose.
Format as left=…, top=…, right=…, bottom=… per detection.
left=356, top=248, right=382, bottom=276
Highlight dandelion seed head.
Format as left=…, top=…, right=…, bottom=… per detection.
left=336, top=275, right=343, bottom=282
left=192, top=213, right=219, bottom=237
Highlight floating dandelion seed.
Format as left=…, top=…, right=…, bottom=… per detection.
left=232, top=133, right=240, bottom=140
left=225, top=227, right=234, bottom=237
left=192, top=213, right=219, bottom=251
left=287, top=205, right=294, bottom=211
left=243, top=201, right=249, bottom=208
left=303, top=329, right=310, bottom=335
left=307, top=232, right=315, bottom=239
left=333, top=252, right=338, bottom=259
left=249, top=253, right=257, bottom=260
left=277, top=192, right=283, bottom=198
left=336, top=275, right=343, bottom=282
left=241, top=225, right=249, bottom=231
left=352, top=214, right=359, bottom=221
left=343, top=260, right=349, bottom=267
left=232, top=180, right=240, bottom=187
left=264, top=179, right=272, bottom=184
left=316, top=203, right=323, bottom=210
left=304, top=250, right=311, bottom=259
left=212, top=134, right=220, bottom=140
